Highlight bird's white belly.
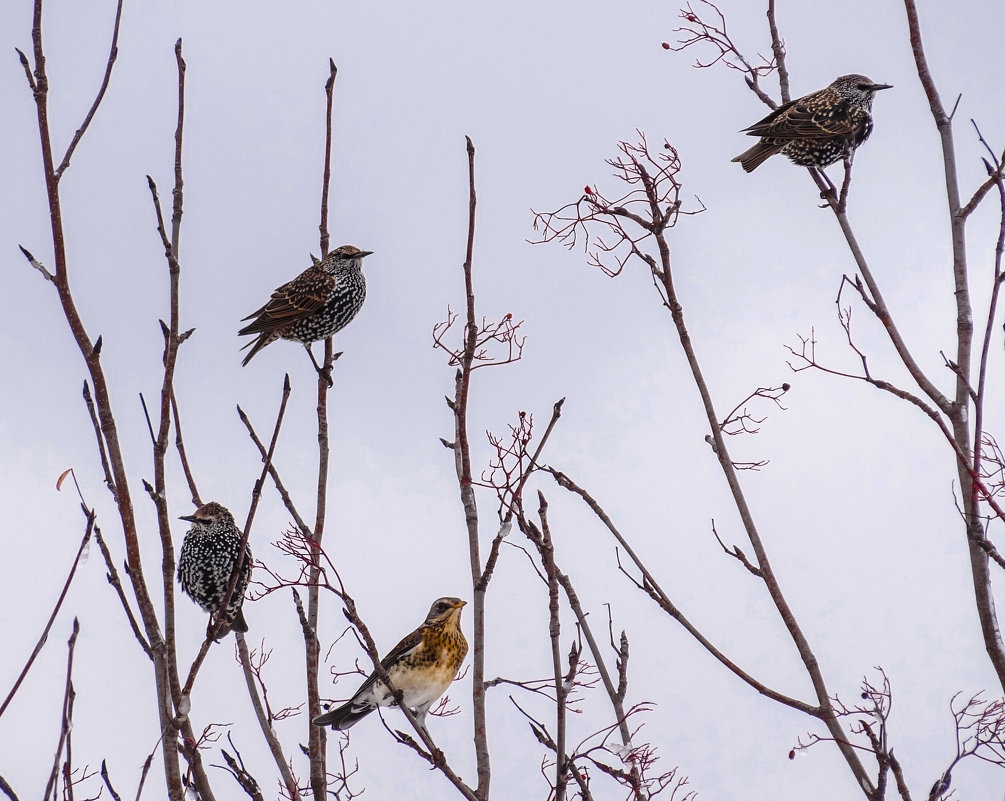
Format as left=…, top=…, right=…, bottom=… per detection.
left=373, top=659, right=455, bottom=709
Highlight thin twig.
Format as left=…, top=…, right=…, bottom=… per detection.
left=319, top=59, right=337, bottom=259
left=17, top=244, right=55, bottom=282
left=43, top=619, right=80, bottom=801
left=0, top=511, right=94, bottom=720
left=171, top=390, right=201, bottom=506
left=235, top=634, right=301, bottom=800
left=305, top=56, right=342, bottom=800
left=765, top=0, right=789, bottom=102
left=53, top=0, right=124, bottom=179
left=94, top=527, right=150, bottom=656
left=81, top=382, right=115, bottom=497
left=100, top=760, right=123, bottom=801
left=537, top=495, right=569, bottom=800
left=213, top=374, right=292, bottom=640
left=237, top=405, right=311, bottom=534
left=451, top=135, right=492, bottom=798
left=0, top=775, right=20, bottom=801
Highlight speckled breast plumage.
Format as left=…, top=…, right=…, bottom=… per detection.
left=177, top=525, right=252, bottom=620
left=285, top=269, right=366, bottom=343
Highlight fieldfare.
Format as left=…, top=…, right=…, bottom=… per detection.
left=314, top=597, right=468, bottom=733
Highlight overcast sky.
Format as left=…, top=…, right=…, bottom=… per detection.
left=2, top=1, right=1004, bottom=799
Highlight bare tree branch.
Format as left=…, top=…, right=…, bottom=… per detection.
left=43, top=619, right=80, bottom=801
left=0, top=506, right=94, bottom=720
left=236, top=634, right=301, bottom=800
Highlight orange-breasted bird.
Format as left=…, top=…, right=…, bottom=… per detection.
left=314, top=597, right=468, bottom=733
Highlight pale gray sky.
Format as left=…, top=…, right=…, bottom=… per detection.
left=2, top=1, right=1004, bottom=799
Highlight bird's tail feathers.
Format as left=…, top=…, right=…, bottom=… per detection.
left=230, top=607, right=249, bottom=633
left=313, top=700, right=373, bottom=730
left=240, top=334, right=270, bottom=366
left=731, top=142, right=784, bottom=173
left=210, top=607, right=249, bottom=638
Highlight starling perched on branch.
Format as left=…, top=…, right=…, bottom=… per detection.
left=314, top=597, right=468, bottom=733
left=732, top=74, right=892, bottom=172
left=177, top=502, right=252, bottom=636
left=239, top=245, right=373, bottom=366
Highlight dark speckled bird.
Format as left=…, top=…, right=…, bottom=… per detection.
left=732, top=74, right=892, bottom=172
left=177, top=502, right=252, bottom=636
left=238, top=245, right=373, bottom=366
left=313, top=597, right=468, bottom=733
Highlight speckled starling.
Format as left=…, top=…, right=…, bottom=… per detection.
left=239, top=245, right=372, bottom=366
left=732, top=74, right=892, bottom=172
left=313, top=597, right=468, bottom=733
left=177, top=502, right=252, bottom=636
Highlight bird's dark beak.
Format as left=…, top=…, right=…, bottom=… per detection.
left=359, top=250, right=374, bottom=258
left=179, top=514, right=198, bottom=523
left=869, top=83, right=893, bottom=91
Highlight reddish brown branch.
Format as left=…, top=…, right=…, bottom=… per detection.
left=0, top=508, right=94, bottom=720
left=171, top=390, right=201, bottom=506
left=670, top=1, right=778, bottom=107
left=544, top=466, right=819, bottom=717
left=53, top=0, right=123, bottom=179
left=765, top=0, right=789, bottom=102
left=94, top=526, right=150, bottom=655
left=81, top=381, right=115, bottom=497
left=305, top=58, right=341, bottom=800
left=237, top=406, right=311, bottom=534
left=213, top=374, right=291, bottom=640
left=319, top=59, right=337, bottom=258
left=787, top=315, right=1005, bottom=526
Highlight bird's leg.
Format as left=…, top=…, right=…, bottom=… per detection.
left=410, top=707, right=445, bottom=766
left=304, top=344, right=334, bottom=387
left=412, top=703, right=432, bottom=737
left=206, top=613, right=226, bottom=642
left=814, top=167, right=838, bottom=206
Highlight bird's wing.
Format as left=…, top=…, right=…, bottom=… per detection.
left=739, top=97, right=798, bottom=136
left=380, top=625, right=426, bottom=669
left=744, top=94, right=860, bottom=140
left=345, top=625, right=426, bottom=703
left=239, top=269, right=336, bottom=335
